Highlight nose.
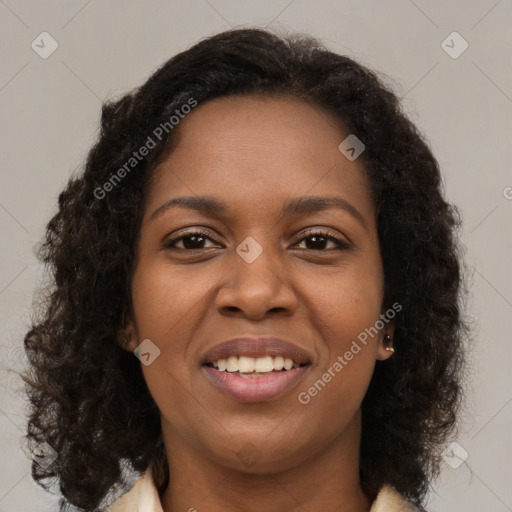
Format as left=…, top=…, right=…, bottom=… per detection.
left=215, top=244, right=298, bottom=320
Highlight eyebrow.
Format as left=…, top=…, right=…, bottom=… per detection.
left=150, top=195, right=367, bottom=229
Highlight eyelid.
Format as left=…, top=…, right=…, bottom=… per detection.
left=162, top=227, right=221, bottom=248
left=296, top=227, right=351, bottom=248
left=163, top=226, right=351, bottom=251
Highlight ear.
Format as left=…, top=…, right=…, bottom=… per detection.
left=117, top=313, right=139, bottom=353
left=376, top=320, right=395, bottom=361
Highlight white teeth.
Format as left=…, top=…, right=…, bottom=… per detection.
left=210, top=355, right=303, bottom=373
left=273, top=356, right=284, bottom=370
left=238, top=356, right=255, bottom=373
left=284, top=358, right=294, bottom=370
left=226, top=356, right=238, bottom=372
left=254, top=356, right=274, bottom=372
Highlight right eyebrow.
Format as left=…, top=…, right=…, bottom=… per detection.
left=150, top=196, right=226, bottom=221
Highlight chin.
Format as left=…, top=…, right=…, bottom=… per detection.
left=202, top=433, right=317, bottom=475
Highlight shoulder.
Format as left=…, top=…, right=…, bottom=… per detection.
left=370, top=485, right=422, bottom=512
left=107, top=472, right=419, bottom=512
left=106, top=468, right=164, bottom=512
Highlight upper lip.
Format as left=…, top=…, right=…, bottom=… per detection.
left=202, top=336, right=313, bottom=365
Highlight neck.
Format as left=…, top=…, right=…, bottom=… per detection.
left=159, top=411, right=373, bottom=512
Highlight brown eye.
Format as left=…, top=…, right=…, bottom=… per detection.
left=295, top=230, right=350, bottom=251
left=163, top=230, right=219, bottom=251
left=163, top=229, right=350, bottom=252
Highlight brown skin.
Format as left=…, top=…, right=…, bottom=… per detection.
left=122, top=95, right=394, bottom=512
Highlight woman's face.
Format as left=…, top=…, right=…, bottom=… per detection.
left=124, top=95, right=393, bottom=473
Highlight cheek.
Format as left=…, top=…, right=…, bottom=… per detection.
left=131, top=262, right=213, bottom=340
left=130, top=265, right=204, bottom=434
left=309, top=261, right=384, bottom=346
left=300, top=264, right=383, bottom=404
left=129, top=265, right=201, bottom=389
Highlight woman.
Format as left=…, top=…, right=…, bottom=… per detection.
left=22, top=28, right=467, bottom=511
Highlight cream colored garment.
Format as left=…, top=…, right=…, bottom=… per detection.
left=107, top=467, right=419, bottom=512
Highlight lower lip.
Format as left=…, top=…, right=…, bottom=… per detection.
left=202, top=365, right=310, bottom=402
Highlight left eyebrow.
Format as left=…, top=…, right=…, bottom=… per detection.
left=150, top=195, right=367, bottom=230
left=281, top=196, right=367, bottom=230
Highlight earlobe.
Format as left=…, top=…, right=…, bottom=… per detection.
left=117, top=316, right=138, bottom=353
left=377, top=333, right=395, bottom=361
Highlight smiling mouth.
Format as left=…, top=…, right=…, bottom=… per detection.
left=204, top=355, right=309, bottom=377
left=204, top=362, right=310, bottom=378
left=201, top=357, right=312, bottom=402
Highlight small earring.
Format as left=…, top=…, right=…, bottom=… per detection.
left=383, top=334, right=395, bottom=354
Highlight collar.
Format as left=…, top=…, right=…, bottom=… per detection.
left=107, top=467, right=418, bottom=512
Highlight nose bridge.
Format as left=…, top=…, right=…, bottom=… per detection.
left=215, top=233, right=297, bottom=317
left=233, top=233, right=284, bottom=289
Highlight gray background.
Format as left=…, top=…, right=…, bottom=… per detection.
left=1, top=1, right=511, bottom=510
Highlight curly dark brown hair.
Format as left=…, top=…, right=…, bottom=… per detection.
left=21, top=27, right=468, bottom=511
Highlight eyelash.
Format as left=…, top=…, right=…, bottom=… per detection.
left=163, top=228, right=350, bottom=252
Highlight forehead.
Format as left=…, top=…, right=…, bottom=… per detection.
left=146, top=95, right=374, bottom=221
